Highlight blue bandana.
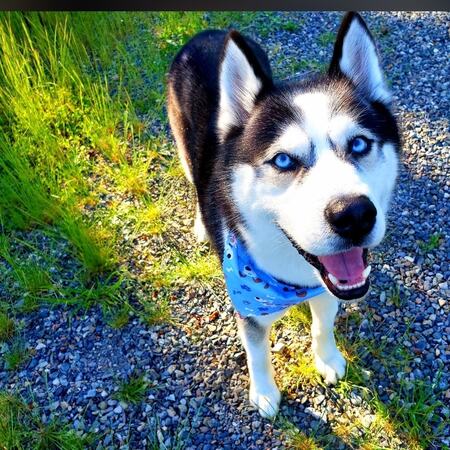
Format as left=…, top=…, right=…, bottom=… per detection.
left=222, top=232, right=326, bottom=318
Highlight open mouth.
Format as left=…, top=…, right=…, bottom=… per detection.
left=278, top=226, right=371, bottom=301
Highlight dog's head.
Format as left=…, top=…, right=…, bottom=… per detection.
left=218, top=13, right=400, bottom=301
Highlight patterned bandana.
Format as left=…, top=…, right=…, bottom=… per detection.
left=222, top=231, right=326, bottom=318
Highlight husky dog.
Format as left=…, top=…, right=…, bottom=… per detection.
left=167, top=12, right=400, bottom=418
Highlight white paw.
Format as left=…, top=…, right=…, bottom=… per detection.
left=314, top=349, right=346, bottom=385
left=193, top=214, right=209, bottom=243
left=249, top=384, right=281, bottom=419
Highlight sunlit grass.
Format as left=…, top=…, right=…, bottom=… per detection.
left=0, top=391, right=93, bottom=449
left=115, top=372, right=154, bottom=404
left=0, top=312, right=16, bottom=342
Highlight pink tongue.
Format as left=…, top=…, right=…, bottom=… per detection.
left=318, top=247, right=365, bottom=283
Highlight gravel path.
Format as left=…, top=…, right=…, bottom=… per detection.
left=1, top=12, right=449, bottom=449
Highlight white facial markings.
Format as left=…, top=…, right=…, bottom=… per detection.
left=231, top=164, right=320, bottom=287
left=328, top=115, right=375, bottom=151
left=293, top=92, right=331, bottom=153
left=363, top=142, right=398, bottom=214
left=268, top=124, right=310, bottom=161
left=228, top=88, right=397, bottom=285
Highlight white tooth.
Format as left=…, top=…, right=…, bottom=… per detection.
left=328, top=273, right=339, bottom=286
left=362, top=265, right=372, bottom=279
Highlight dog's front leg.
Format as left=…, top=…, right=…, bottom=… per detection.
left=236, top=312, right=284, bottom=418
left=309, top=293, right=346, bottom=384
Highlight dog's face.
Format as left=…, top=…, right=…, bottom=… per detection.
left=218, top=14, right=400, bottom=301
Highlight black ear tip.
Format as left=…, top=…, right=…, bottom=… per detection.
left=226, top=29, right=244, bottom=46
left=225, top=29, right=245, bottom=48
left=345, top=11, right=369, bottom=30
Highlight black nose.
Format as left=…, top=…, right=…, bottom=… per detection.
left=325, top=195, right=377, bottom=242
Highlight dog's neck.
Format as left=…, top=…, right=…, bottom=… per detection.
left=227, top=218, right=321, bottom=288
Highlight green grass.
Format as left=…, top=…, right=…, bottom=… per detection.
left=0, top=11, right=258, bottom=325
left=317, top=30, right=335, bottom=46
left=372, top=378, right=447, bottom=450
left=0, top=392, right=93, bottom=449
left=3, top=340, right=30, bottom=370
left=0, top=312, right=16, bottom=342
left=278, top=416, right=323, bottom=449
left=418, top=232, right=443, bottom=253
left=115, top=372, right=153, bottom=404
left=389, top=284, right=403, bottom=307
left=106, top=304, right=131, bottom=329
left=278, top=300, right=447, bottom=449
left=282, top=57, right=328, bottom=76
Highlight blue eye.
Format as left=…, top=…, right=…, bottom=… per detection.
left=272, top=153, right=296, bottom=171
left=349, top=136, right=370, bottom=155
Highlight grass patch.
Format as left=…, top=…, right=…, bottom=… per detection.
left=141, top=296, right=172, bottom=326
left=173, top=253, right=222, bottom=283
left=3, top=340, right=30, bottom=371
left=418, top=232, right=443, bottom=253
left=106, top=304, right=131, bottom=329
left=278, top=416, right=323, bottom=449
left=317, top=30, right=335, bottom=46
left=0, top=313, right=16, bottom=342
left=0, top=391, right=93, bottom=449
left=282, top=351, right=322, bottom=390
left=282, top=303, right=312, bottom=330
left=133, top=200, right=166, bottom=236
left=281, top=20, right=299, bottom=32
left=388, top=284, right=403, bottom=307
left=115, top=372, right=153, bottom=404
left=375, top=377, right=448, bottom=449
left=0, top=11, right=235, bottom=324
left=282, top=57, right=327, bottom=75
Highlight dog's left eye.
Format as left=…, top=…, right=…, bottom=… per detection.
left=271, top=153, right=297, bottom=171
left=349, top=136, right=371, bottom=155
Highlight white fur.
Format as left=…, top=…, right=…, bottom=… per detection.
left=193, top=204, right=209, bottom=243
left=268, top=123, right=310, bottom=160
left=237, top=292, right=344, bottom=418
left=339, top=17, right=391, bottom=103
left=309, top=292, right=346, bottom=384
left=237, top=311, right=284, bottom=418
left=218, top=39, right=262, bottom=139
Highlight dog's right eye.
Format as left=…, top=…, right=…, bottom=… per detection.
left=271, top=153, right=298, bottom=171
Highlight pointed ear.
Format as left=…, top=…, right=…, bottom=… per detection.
left=218, top=30, right=272, bottom=138
left=329, top=12, right=391, bottom=103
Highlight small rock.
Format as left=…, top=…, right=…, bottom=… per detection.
left=315, top=394, right=325, bottom=405
left=272, top=342, right=286, bottom=353
left=361, top=414, right=375, bottom=428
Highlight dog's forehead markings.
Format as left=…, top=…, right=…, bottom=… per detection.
left=292, top=92, right=361, bottom=153
left=274, top=124, right=309, bottom=158
left=293, top=92, right=332, bottom=150
left=293, top=92, right=330, bottom=123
